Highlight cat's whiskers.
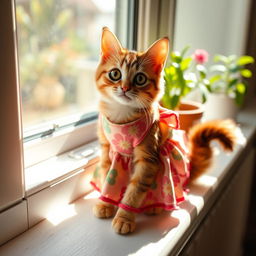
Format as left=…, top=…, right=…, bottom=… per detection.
left=134, top=95, right=152, bottom=129
left=141, top=94, right=159, bottom=125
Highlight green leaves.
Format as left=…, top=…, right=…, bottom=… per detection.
left=237, top=56, right=254, bottom=66
left=181, top=57, right=192, bottom=71
left=180, top=45, right=190, bottom=58
left=196, top=64, right=207, bottom=79
left=161, top=95, right=171, bottom=109
left=209, top=74, right=221, bottom=84
left=214, top=54, right=237, bottom=64
left=235, top=83, right=247, bottom=106
left=208, top=53, right=254, bottom=106
left=171, top=51, right=182, bottom=63
left=198, top=83, right=208, bottom=103
left=170, top=95, right=180, bottom=110
left=236, top=83, right=246, bottom=94
left=240, top=69, right=252, bottom=78
left=163, top=46, right=212, bottom=109
left=163, top=48, right=193, bottom=109
left=228, top=78, right=238, bottom=89
left=214, top=54, right=228, bottom=63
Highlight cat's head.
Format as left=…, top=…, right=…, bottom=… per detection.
left=95, top=27, right=169, bottom=109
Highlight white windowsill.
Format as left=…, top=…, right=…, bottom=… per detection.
left=23, top=119, right=98, bottom=168
left=25, top=140, right=100, bottom=196
left=0, top=110, right=255, bottom=256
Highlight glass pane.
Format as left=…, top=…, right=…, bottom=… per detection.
left=15, top=0, right=120, bottom=131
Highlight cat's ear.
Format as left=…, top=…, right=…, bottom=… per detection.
left=101, top=27, right=122, bottom=59
left=144, top=37, right=169, bottom=73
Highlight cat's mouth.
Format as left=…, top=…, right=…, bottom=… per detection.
left=112, top=89, right=133, bottom=104
left=115, top=91, right=132, bottom=102
left=120, top=94, right=132, bottom=101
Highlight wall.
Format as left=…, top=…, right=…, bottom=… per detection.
left=174, top=0, right=251, bottom=57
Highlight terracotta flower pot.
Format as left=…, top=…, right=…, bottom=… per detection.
left=177, top=100, right=204, bottom=132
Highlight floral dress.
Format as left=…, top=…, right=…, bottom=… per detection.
left=90, top=106, right=190, bottom=213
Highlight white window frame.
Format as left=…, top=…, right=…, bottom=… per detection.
left=0, top=0, right=176, bottom=245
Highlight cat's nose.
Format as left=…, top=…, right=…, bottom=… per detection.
left=121, top=86, right=129, bottom=92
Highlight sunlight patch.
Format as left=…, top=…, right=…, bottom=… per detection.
left=128, top=209, right=191, bottom=256
left=188, top=194, right=204, bottom=214
left=235, top=126, right=246, bottom=146
left=195, top=175, right=217, bottom=187
left=46, top=204, right=76, bottom=226
left=84, top=190, right=101, bottom=200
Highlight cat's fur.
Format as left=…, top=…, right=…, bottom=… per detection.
left=93, top=27, right=236, bottom=234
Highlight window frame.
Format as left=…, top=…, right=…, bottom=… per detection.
left=137, top=0, right=176, bottom=51
left=0, top=0, right=28, bottom=245
left=0, top=0, right=24, bottom=212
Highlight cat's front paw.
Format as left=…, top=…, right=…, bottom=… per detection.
left=112, top=209, right=136, bottom=234
left=93, top=202, right=116, bottom=218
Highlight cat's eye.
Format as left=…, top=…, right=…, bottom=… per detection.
left=109, top=69, right=122, bottom=82
left=134, top=73, right=147, bottom=87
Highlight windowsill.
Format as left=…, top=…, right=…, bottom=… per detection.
left=25, top=140, right=100, bottom=196
left=0, top=110, right=255, bottom=256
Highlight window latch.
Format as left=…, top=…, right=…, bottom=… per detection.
left=41, top=124, right=60, bottom=137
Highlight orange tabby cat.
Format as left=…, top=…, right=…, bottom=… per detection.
left=91, top=27, right=236, bottom=234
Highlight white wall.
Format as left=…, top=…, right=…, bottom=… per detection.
left=174, top=0, right=251, bottom=57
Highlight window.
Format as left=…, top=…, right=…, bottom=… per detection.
left=16, top=0, right=131, bottom=140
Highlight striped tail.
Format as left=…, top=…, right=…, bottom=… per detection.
left=188, top=119, right=237, bottom=180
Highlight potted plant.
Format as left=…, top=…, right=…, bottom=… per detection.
left=204, top=54, right=254, bottom=120
left=162, top=47, right=210, bottom=131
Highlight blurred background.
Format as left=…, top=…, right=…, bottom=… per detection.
left=16, top=0, right=116, bottom=129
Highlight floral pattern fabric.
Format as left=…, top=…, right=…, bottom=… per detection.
left=91, top=106, right=190, bottom=213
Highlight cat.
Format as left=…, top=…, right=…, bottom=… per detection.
left=91, top=27, right=236, bottom=234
